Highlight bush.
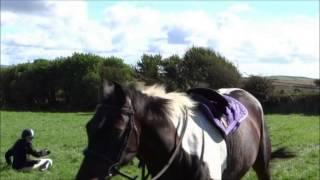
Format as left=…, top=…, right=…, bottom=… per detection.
left=242, top=76, right=274, bottom=102
left=263, top=94, right=320, bottom=115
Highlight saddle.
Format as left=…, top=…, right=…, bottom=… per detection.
left=187, top=88, right=228, bottom=118
left=187, top=88, right=248, bottom=136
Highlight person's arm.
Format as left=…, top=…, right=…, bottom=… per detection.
left=26, top=143, right=50, bottom=157
left=5, top=148, right=13, bottom=165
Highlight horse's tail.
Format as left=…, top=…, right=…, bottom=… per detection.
left=271, top=147, right=295, bottom=159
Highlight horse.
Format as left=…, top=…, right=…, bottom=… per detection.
left=76, top=81, right=294, bottom=180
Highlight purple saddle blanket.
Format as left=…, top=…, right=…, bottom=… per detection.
left=198, top=95, right=248, bottom=136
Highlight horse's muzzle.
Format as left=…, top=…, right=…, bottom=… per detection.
left=76, top=157, right=111, bottom=180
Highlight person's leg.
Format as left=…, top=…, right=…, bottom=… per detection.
left=17, top=160, right=40, bottom=171
left=33, top=159, right=53, bottom=171
left=18, top=167, right=33, bottom=172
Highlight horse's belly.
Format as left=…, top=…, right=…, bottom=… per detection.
left=180, top=110, right=227, bottom=179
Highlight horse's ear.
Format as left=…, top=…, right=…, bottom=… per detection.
left=102, top=80, right=126, bottom=102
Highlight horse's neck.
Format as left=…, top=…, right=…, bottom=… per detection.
left=135, top=111, right=177, bottom=177
left=137, top=107, right=225, bottom=180
left=130, top=90, right=192, bottom=178
left=137, top=120, right=208, bottom=180
left=137, top=108, right=193, bottom=179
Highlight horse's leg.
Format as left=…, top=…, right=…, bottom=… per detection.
left=253, top=120, right=272, bottom=180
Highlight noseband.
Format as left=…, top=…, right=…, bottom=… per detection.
left=83, top=104, right=189, bottom=180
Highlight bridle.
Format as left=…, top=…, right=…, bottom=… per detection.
left=83, top=103, right=189, bottom=180
left=84, top=104, right=137, bottom=179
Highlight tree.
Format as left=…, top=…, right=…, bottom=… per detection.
left=28, top=59, right=55, bottom=105
left=99, top=56, right=134, bottom=83
left=180, top=47, right=241, bottom=89
left=314, top=79, right=320, bottom=87
left=0, top=53, right=135, bottom=110
left=135, top=54, right=163, bottom=84
left=57, top=53, right=101, bottom=109
left=0, top=47, right=243, bottom=110
left=242, top=76, right=274, bottom=102
left=8, top=63, right=34, bottom=106
left=180, top=47, right=212, bottom=87
left=0, top=66, right=16, bottom=106
left=161, top=55, right=185, bottom=91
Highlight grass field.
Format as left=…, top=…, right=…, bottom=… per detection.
left=0, top=111, right=319, bottom=180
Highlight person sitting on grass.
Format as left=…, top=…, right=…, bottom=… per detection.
left=5, top=128, right=53, bottom=171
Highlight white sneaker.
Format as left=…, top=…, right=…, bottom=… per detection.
left=39, top=161, right=49, bottom=171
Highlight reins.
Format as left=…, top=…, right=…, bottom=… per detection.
left=113, top=107, right=189, bottom=180
left=146, top=107, right=188, bottom=180
left=84, top=105, right=189, bottom=180
left=116, top=107, right=189, bottom=180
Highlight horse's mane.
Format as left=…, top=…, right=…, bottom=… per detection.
left=127, top=83, right=196, bottom=122
left=142, top=85, right=195, bottom=109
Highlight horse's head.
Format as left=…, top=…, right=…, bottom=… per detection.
left=76, top=81, right=140, bottom=180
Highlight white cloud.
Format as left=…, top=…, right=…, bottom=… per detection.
left=1, top=11, right=18, bottom=26
left=0, top=2, right=318, bottom=78
left=1, top=0, right=116, bottom=64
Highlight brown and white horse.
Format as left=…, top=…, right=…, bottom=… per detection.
left=76, top=82, right=293, bottom=180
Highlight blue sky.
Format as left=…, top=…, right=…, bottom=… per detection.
left=1, top=0, right=319, bottom=78
left=88, top=1, right=318, bottom=20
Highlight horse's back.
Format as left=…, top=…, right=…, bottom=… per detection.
left=218, top=88, right=265, bottom=179
left=181, top=88, right=264, bottom=179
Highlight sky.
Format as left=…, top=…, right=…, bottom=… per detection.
left=1, top=0, right=319, bottom=78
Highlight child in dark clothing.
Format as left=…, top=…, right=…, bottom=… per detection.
left=5, top=128, right=53, bottom=171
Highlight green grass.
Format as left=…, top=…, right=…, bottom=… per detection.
left=243, top=114, right=320, bottom=180
left=0, top=112, right=89, bottom=180
left=0, top=112, right=319, bottom=179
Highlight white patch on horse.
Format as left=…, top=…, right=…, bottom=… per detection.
left=142, top=85, right=227, bottom=179
left=103, top=82, right=115, bottom=96
left=142, top=85, right=195, bottom=119
left=185, top=110, right=227, bottom=179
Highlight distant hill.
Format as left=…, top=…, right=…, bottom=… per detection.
left=266, top=75, right=319, bottom=95
left=268, top=75, right=315, bottom=83
left=0, top=65, right=9, bottom=68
